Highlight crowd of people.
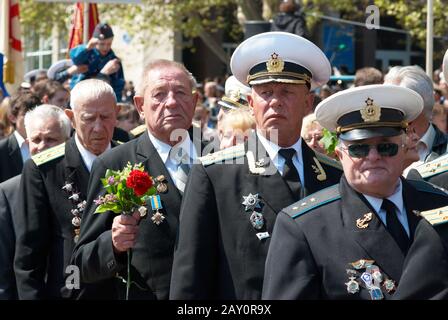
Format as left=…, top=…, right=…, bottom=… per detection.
left=1, top=22, right=448, bottom=301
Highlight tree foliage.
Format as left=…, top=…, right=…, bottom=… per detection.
left=18, top=0, right=448, bottom=58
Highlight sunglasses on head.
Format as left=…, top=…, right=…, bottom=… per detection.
left=345, top=142, right=400, bottom=158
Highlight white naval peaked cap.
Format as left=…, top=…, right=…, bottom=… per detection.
left=47, top=59, right=73, bottom=80
left=315, top=84, right=423, bottom=141
left=230, top=31, right=331, bottom=90
left=218, top=75, right=252, bottom=110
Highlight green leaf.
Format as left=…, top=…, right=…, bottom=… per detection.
left=94, top=202, right=122, bottom=214
left=320, top=128, right=338, bottom=154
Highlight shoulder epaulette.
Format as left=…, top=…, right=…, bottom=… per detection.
left=407, top=179, right=448, bottom=196
left=130, top=124, right=146, bottom=137
left=419, top=206, right=448, bottom=226
left=31, top=142, right=66, bottom=166
left=414, top=153, right=448, bottom=179
left=116, top=140, right=124, bottom=145
left=199, top=144, right=245, bottom=166
left=314, top=152, right=342, bottom=171
left=283, top=184, right=341, bottom=219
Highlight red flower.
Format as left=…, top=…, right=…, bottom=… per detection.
left=126, top=170, right=153, bottom=196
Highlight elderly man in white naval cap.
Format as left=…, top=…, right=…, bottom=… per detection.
left=170, top=31, right=343, bottom=300
left=263, top=84, right=448, bottom=300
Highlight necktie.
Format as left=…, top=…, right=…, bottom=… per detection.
left=170, top=148, right=191, bottom=193
left=278, top=148, right=302, bottom=201
left=381, top=199, right=410, bottom=254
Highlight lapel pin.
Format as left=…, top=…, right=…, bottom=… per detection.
left=356, top=212, right=373, bottom=229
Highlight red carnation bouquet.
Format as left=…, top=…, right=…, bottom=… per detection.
left=94, top=162, right=156, bottom=215
left=94, top=162, right=156, bottom=300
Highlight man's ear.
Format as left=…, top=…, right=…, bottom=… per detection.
left=8, top=114, right=16, bottom=125
left=305, top=91, right=315, bottom=115
left=42, top=95, right=49, bottom=104
left=64, top=109, right=75, bottom=128
left=134, top=95, right=145, bottom=117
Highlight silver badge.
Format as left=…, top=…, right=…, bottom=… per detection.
left=345, top=277, right=360, bottom=294
left=249, top=211, right=264, bottom=230
left=242, top=193, right=262, bottom=212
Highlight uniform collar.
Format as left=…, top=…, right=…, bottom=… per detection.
left=363, top=180, right=404, bottom=215
left=256, top=129, right=303, bottom=166
left=74, top=134, right=110, bottom=172
left=147, top=130, right=197, bottom=165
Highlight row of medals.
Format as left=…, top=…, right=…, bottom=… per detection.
left=345, top=259, right=396, bottom=300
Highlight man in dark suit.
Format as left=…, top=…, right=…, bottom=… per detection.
left=169, top=32, right=342, bottom=300
left=0, top=104, right=71, bottom=300
left=14, top=79, right=119, bottom=299
left=71, top=59, right=200, bottom=300
left=263, top=84, right=448, bottom=300
left=0, top=92, right=40, bottom=182
left=384, top=66, right=448, bottom=171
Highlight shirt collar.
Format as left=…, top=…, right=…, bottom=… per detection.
left=419, top=124, right=436, bottom=151
left=13, top=130, right=26, bottom=148
left=74, top=134, right=110, bottom=172
left=363, top=180, right=404, bottom=214
left=256, top=129, right=303, bottom=165
left=147, top=130, right=197, bottom=165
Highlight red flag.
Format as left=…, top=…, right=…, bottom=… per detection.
left=1, top=0, right=24, bottom=92
left=68, top=2, right=99, bottom=52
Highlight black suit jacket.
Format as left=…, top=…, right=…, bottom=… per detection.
left=262, top=176, right=448, bottom=299
left=0, top=133, right=24, bottom=183
left=71, top=132, right=187, bottom=300
left=169, top=136, right=342, bottom=300
left=14, top=137, right=94, bottom=299
left=0, top=175, right=20, bottom=299
left=430, top=124, right=448, bottom=158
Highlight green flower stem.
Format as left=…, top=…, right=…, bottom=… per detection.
left=126, top=248, right=131, bottom=300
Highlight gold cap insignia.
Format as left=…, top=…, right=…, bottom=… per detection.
left=228, top=89, right=241, bottom=103
left=266, top=52, right=284, bottom=73
left=360, top=97, right=381, bottom=122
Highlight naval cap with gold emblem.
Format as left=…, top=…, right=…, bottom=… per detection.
left=230, top=31, right=331, bottom=90
left=315, top=84, right=423, bottom=141
left=218, top=75, right=252, bottom=110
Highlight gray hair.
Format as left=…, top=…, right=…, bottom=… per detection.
left=136, top=59, right=197, bottom=96
left=384, top=65, right=434, bottom=119
left=24, top=104, right=71, bottom=138
left=70, top=79, right=116, bottom=111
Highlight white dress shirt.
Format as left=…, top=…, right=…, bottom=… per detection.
left=363, top=180, right=410, bottom=237
left=14, top=131, right=30, bottom=163
left=256, top=130, right=305, bottom=184
left=147, top=130, right=198, bottom=191
left=75, top=134, right=111, bottom=172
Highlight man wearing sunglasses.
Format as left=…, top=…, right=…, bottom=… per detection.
left=263, top=84, right=448, bottom=300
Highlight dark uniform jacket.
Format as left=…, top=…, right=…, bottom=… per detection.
left=0, top=133, right=23, bottom=183
left=169, top=135, right=343, bottom=300
left=428, top=124, right=448, bottom=159
left=71, top=131, right=200, bottom=300
left=262, top=176, right=448, bottom=300
left=14, top=137, right=114, bottom=299
left=0, top=175, right=20, bottom=299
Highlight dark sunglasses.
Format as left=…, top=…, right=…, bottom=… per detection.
left=345, top=143, right=400, bottom=158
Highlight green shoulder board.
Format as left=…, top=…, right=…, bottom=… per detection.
left=314, top=152, right=342, bottom=171
left=419, top=206, right=448, bottom=226
left=407, top=179, right=448, bottom=197
left=199, top=144, right=245, bottom=166
left=32, top=142, right=66, bottom=166
left=414, top=154, right=448, bottom=179
left=283, top=184, right=341, bottom=219
left=130, top=124, right=146, bottom=137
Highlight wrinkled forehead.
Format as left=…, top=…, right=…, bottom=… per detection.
left=147, top=67, right=192, bottom=88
